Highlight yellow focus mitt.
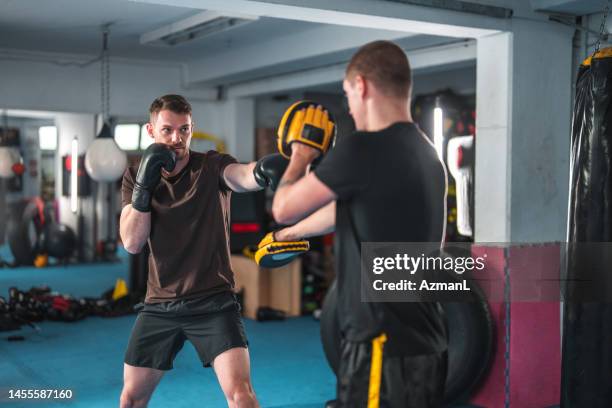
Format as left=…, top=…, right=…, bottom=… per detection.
left=277, top=100, right=336, bottom=160
left=255, top=232, right=309, bottom=268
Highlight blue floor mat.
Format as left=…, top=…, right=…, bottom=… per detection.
left=0, top=316, right=335, bottom=408
left=0, top=247, right=129, bottom=299
left=0, top=246, right=335, bottom=407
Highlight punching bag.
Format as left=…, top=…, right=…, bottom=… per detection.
left=562, top=48, right=612, bottom=406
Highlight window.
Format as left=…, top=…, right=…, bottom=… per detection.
left=114, top=124, right=140, bottom=151
left=140, top=124, right=153, bottom=150
left=39, top=126, right=58, bottom=150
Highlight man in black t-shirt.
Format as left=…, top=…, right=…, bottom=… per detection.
left=272, top=41, right=448, bottom=407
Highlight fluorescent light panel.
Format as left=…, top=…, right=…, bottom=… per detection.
left=39, top=126, right=57, bottom=150
left=433, top=107, right=444, bottom=160
left=114, top=124, right=140, bottom=151
left=140, top=10, right=258, bottom=46
left=71, top=136, right=79, bottom=214
left=140, top=125, right=153, bottom=150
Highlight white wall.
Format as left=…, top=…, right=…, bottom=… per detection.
left=475, top=20, right=574, bottom=243
left=0, top=52, right=204, bottom=115
left=223, top=98, right=256, bottom=162
left=0, top=51, right=258, bottom=158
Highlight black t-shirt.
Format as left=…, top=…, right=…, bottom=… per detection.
left=315, top=122, right=448, bottom=355
left=122, top=150, right=238, bottom=303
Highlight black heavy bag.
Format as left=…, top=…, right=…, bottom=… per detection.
left=562, top=48, right=612, bottom=407
left=7, top=199, right=44, bottom=265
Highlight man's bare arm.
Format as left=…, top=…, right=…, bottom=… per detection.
left=120, top=205, right=151, bottom=254
left=223, top=163, right=261, bottom=193
left=275, top=202, right=336, bottom=241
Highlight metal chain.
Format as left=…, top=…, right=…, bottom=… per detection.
left=100, top=26, right=110, bottom=124
left=595, top=0, right=610, bottom=54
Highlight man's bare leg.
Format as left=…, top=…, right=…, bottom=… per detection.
left=120, top=364, right=165, bottom=408
left=213, top=347, right=259, bottom=408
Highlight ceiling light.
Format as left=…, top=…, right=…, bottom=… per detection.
left=140, top=10, right=258, bottom=47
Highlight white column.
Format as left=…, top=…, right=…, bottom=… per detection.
left=475, top=32, right=512, bottom=242
left=223, top=98, right=255, bottom=162
left=54, top=113, right=96, bottom=259
left=475, top=20, right=574, bottom=243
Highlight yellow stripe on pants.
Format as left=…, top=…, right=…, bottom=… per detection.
left=367, top=333, right=388, bottom=408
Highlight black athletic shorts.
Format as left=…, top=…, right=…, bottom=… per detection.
left=337, top=334, right=447, bottom=408
left=124, top=291, right=248, bottom=370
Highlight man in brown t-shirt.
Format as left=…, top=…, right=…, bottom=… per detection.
left=119, top=95, right=285, bottom=408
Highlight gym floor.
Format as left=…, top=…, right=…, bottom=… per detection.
left=0, top=247, right=334, bottom=408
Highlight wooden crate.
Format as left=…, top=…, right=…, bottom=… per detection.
left=231, top=255, right=302, bottom=319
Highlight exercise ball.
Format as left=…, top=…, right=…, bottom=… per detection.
left=44, top=223, right=76, bottom=259
left=85, top=122, right=127, bottom=182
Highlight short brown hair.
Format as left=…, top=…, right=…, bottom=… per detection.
left=346, top=40, right=412, bottom=99
left=149, top=94, right=192, bottom=119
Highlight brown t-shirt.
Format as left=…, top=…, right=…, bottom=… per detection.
left=121, top=150, right=238, bottom=303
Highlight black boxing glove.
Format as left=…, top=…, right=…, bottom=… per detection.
left=131, top=143, right=176, bottom=212
left=253, top=154, right=289, bottom=191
